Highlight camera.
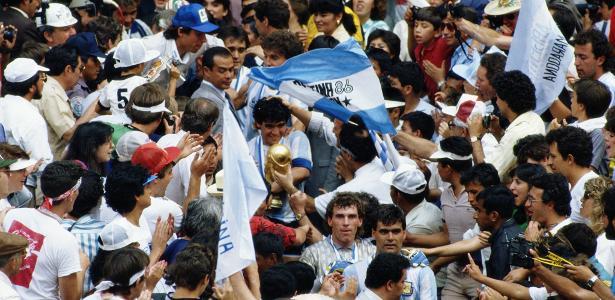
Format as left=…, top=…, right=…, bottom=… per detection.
left=509, top=235, right=535, bottom=269
left=576, top=3, right=600, bottom=15
left=482, top=114, right=492, bottom=128
left=164, top=113, right=175, bottom=127
left=2, top=27, right=15, bottom=43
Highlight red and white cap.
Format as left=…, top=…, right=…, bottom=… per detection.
left=437, top=94, right=484, bottom=128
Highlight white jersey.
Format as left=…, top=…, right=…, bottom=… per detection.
left=98, top=76, right=148, bottom=124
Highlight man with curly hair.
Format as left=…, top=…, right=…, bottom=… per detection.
left=468, top=70, right=545, bottom=178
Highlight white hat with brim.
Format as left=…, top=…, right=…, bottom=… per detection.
left=8, top=159, right=37, bottom=171
left=429, top=148, right=473, bottom=161
left=484, top=0, right=521, bottom=16
left=207, top=170, right=223, bottom=197
left=4, top=58, right=49, bottom=83
left=380, top=163, right=427, bottom=195
left=385, top=100, right=405, bottom=109
left=37, top=3, right=78, bottom=28
left=113, top=39, right=160, bottom=68
left=98, top=222, right=141, bottom=251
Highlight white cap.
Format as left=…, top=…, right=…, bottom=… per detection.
left=4, top=58, right=49, bottom=83
left=385, top=100, right=405, bottom=109
left=115, top=131, right=151, bottom=162
left=36, top=3, right=78, bottom=28
left=380, top=163, right=427, bottom=195
left=410, top=0, right=430, bottom=8
left=98, top=221, right=141, bottom=251
left=113, top=39, right=160, bottom=68
left=429, top=146, right=472, bottom=161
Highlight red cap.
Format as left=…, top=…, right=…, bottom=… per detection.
left=131, top=142, right=181, bottom=175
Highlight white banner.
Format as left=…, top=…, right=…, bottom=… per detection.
left=505, top=0, right=574, bottom=114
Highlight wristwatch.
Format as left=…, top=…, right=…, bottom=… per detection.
left=586, top=275, right=599, bottom=288
left=295, top=212, right=304, bottom=221
left=470, top=136, right=479, bottom=143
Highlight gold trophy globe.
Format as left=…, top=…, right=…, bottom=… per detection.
left=264, top=144, right=292, bottom=209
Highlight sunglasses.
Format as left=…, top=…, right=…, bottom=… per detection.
left=442, top=22, right=455, bottom=32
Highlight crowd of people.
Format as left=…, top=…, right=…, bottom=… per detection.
left=2, top=0, right=615, bottom=299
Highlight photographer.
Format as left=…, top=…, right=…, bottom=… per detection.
left=0, top=0, right=38, bottom=55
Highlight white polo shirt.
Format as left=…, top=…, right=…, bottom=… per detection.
left=0, top=94, right=53, bottom=166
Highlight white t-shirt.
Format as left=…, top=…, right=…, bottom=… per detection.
left=103, top=216, right=152, bottom=254
left=98, top=76, right=149, bottom=124
left=0, top=198, right=11, bottom=210
left=142, top=196, right=183, bottom=237
left=569, top=171, right=599, bottom=223
left=595, top=232, right=615, bottom=277
left=3, top=208, right=81, bottom=300
left=528, top=287, right=549, bottom=300
left=598, top=72, right=615, bottom=107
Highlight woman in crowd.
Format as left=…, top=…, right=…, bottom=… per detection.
left=509, top=163, right=546, bottom=230
left=367, top=29, right=400, bottom=62
left=204, top=0, right=234, bottom=26
left=63, top=122, right=114, bottom=176
left=352, top=0, right=388, bottom=39
left=309, top=0, right=358, bottom=44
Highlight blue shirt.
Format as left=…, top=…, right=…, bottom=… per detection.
left=62, top=215, right=105, bottom=293
left=487, top=218, right=523, bottom=280
left=450, top=38, right=473, bottom=69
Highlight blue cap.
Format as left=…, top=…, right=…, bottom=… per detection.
left=172, top=4, right=218, bottom=33
left=66, top=32, right=106, bottom=59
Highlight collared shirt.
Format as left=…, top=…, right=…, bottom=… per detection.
left=450, top=39, right=473, bottom=68
left=487, top=218, right=523, bottom=280
left=300, top=237, right=375, bottom=291
left=406, top=199, right=443, bottom=235
left=440, top=186, right=474, bottom=243
left=484, top=111, right=545, bottom=178
left=0, top=270, right=20, bottom=300
left=548, top=217, right=572, bottom=236
left=0, top=94, right=53, bottom=166
left=315, top=158, right=393, bottom=218
left=357, top=288, right=384, bottom=300
left=344, top=252, right=437, bottom=300
left=414, top=37, right=453, bottom=100
left=598, top=72, right=615, bottom=107
left=570, top=170, right=599, bottom=223
left=35, top=76, right=76, bottom=160
left=62, top=215, right=105, bottom=293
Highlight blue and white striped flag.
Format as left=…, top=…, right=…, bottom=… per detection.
left=249, top=39, right=396, bottom=135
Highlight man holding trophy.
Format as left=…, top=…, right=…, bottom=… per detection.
left=248, top=97, right=313, bottom=226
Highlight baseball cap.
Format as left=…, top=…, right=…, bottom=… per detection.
left=172, top=3, right=219, bottom=33
left=436, top=94, right=485, bottom=128
left=380, top=163, right=427, bottom=195
left=115, top=131, right=151, bottom=162
left=429, top=146, right=473, bottom=161
left=384, top=100, right=405, bottom=109
left=66, top=32, right=106, bottom=61
left=36, top=3, right=78, bottom=28
left=131, top=143, right=181, bottom=175
left=113, top=39, right=160, bottom=68
left=0, top=232, right=28, bottom=256
left=98, top=222, right=141, bottom=251
left=4, top=58, right=49, bottom=83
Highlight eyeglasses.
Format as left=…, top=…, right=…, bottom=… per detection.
left=442, top=22, right=455, bottom=32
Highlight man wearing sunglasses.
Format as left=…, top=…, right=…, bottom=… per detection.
left=343, top=204, right=437, bottom=299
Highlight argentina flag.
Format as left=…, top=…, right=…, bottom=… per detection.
left=249, top=39, right=396, bottom=135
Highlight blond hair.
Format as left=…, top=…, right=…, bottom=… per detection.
left=583, top=176, right=613, bottom=235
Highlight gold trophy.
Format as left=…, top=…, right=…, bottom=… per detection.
left=264, top=144, right=292, bottom=210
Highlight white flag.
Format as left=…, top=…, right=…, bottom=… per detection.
left=505, top=0, right=574, bottom=114
left=215, top=102, right=268, bottom=281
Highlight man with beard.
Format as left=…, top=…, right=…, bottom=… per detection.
left=0, top=58, right=53, bottom=170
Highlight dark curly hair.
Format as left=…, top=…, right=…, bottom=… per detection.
left=546, top=126, right=593, bottom=168
left=513, top=134, right=550, bottom=163
left=476, top=185, right=515, bottom=220
left=479, top=53, right=506, bottom=84
left=253, top=97, right=291, bottom=124
left=104, top=164, right=150, bottom=215
left=167, top=244, right=215, bottom=291
left=530, top=173, right=572, bottom=217
left=492, top=70, right=536, bottom=115
left=325, top=191, right=364, bottom=220
left=460, top=163, right=500, bottom=187
left=255, top=0, right=290, bottom=30
left=438, top=136, right=473, bottom=173
left=69, top=170, right=104, bottom=219
left=41, top=161, right=85, bottom=201
left=376, top=204, right=406, bottom=229
left=572, top=29, right=613, bottom=69
left=261, top=30, right=304, bottom=60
